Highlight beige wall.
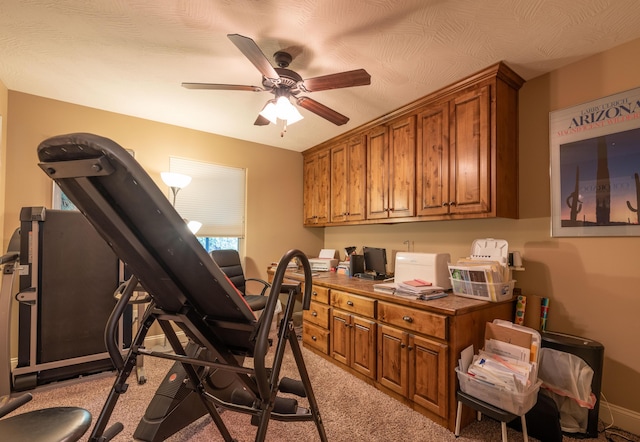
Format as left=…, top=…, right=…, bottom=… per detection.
left=0, top=79, right=7, bottom=240
left=324, top=38, right=640, bottom=425
left=4, top=92, right=324, bottom=274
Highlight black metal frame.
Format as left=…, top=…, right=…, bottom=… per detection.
left=36, top=133, right=327, bottom=442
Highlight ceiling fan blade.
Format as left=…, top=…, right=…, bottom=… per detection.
left=296, top=97, right=349, bottom=126
left=301, top=69, right=371, bottom=92
left=182, top=82, right=263, bottom=92
left=254, top=114, right=271, bottom=126
left=227, top=34, right=280, bottom=82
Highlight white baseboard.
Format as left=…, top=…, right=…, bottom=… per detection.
left=600, top=400, right=640, bottom=436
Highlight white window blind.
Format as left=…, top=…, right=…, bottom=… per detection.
left=169, top=157, right=246, bottom=237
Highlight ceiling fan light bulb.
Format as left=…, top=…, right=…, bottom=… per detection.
left=259, top=101, right=278, bottom=124
left=274, top=96, right=303, bottom=125
left=286, top=105, right=304, bottom=125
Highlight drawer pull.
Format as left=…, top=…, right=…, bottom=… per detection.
left=312, top=335, right=317, bottom=341
left=312, top=291, right=318, bottom=296
left=347, top=300, right=354, bottom=306
left=402, top=315, right=413, bottom=323
left=312, top=311, right=318, bottom=317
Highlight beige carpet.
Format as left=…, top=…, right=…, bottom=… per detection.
left=6, top=342, right=627, bottom=442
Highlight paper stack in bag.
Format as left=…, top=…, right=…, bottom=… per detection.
left=456, top=319, right=542, bottom=415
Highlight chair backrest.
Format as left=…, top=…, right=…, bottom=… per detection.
left=210, top=250, right=246, bottom=295
left=37, top=133, right=257, bottom=351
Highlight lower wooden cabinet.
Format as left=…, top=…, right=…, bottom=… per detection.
left=331, top=309, right=376, bottom=379
left=302, top=286, right=331, bottom=355
left=377, top=325, right=448, bottom=418
left=290, top=271, right=514, bottom=432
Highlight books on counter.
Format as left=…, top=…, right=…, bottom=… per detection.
left=373, top=280, right=448, bottom=300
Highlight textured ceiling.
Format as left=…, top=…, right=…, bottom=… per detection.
left=2, top=0, right=640, bottom=152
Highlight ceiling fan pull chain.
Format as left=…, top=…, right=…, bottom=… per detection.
left=281, top=121, right=288, bottom=137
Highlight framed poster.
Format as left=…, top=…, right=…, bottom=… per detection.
left=550, top=86, right=640, bottom=237
left=52, top=183, right=78, bottom=210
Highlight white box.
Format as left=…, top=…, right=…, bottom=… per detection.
left=394, top=252, right=451, bottom=289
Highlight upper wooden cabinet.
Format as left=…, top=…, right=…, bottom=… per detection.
left=330, top=135, right=366, bottom=223
left=303, top=149, right=330, bottom=225
left=367, top=115, right=416, bottom=220
left=417, top=86, right=492, bottom=217
left=416, top=102, right=450, bottom=216
left=303, top=61, right=524, bottom=226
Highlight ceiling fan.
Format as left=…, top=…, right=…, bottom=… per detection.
left=182, top=34, right=371, bottom=128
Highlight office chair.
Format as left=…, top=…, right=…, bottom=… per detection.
left=0, top=393, right=92, bottom=442
left=211, top=249, right=270, bottom=311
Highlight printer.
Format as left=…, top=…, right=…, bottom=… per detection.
left=391, top=252, right=452, bottom=289
left=308, top=249, right=339, bottom=272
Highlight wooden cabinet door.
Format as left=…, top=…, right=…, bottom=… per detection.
left=416, top=103, right=450, bottom=216
left=331, top=309, right=350, bottom=366
left=388, top=115, right=416, bottom=218
left=449, top=86, right=490, bottom=215
left=303, top=150, right=330, bottom=225
left=330, top=136, right=366, bottom=223
left=351, top=315, right=376, bottom=379
left=346, top=135, right=366, bottom=221
left=408, top=335, right=448, bottom=418
left=366, top=125, right=389, bottom=219
left=330, top=141, right=349, bottom=223
left=377, top=324, right=408, bottom=397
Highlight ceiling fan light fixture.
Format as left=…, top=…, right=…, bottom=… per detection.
left=259, top=100, right=278, bottom=124
left=259, top=96, right=304, bottom=126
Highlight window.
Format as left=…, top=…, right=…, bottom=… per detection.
left=169, top=157, right=245, bottom=252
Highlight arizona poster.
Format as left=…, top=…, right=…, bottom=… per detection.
left=550, top=86, right=640, bottom=237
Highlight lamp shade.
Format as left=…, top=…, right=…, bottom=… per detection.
left=259, top=96, right=304, bottom=125
left=187, top=220, right=202, bottom=234
left=161, top=172, right=192, bottom=189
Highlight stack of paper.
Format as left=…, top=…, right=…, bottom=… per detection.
left=458, top=320, right=540, bottom=394
left=396, top=279, right=433, bottom=294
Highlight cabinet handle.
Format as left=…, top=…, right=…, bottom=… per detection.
left=408, top=345, right=414, bottom=351
left=400, top=343, right=406, bottom=349
left=312, top=311, right=318, bottom=317
left=347, top=300, right=354, bottom=306
left=442, top=202, right=449, bottom=207
left=449, top=201, right=456, bottom=206
left=402, top=315, right=413, bottom=323
left=312, top=335, right=317, bottom=341
left=312, top=291, right=318, bottom=296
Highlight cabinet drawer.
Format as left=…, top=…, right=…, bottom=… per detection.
left=303, top=301, right=331, bottom=329
left=331, top=290, right=375, bottom=318
left=307, top=284, right=330, bottom=304
left=377, top=301, right=447, bottom=340
left=303, top=322, right=330, bottom=354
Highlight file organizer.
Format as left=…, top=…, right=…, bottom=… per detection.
left=449, top=238, right=515, bottom=302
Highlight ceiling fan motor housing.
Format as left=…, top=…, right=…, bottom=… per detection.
left=274, top=51, right=292, bottom=68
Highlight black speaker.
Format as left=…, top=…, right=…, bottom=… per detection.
left=349, top=255, right=364, bottom=276
left=541, top=331, right=604, bottom=438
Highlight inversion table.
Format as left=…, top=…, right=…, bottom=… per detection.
left=37, top=133, right=328, bottom=442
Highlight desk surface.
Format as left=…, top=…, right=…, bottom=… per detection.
left=271, top=269, right=513, bottom=317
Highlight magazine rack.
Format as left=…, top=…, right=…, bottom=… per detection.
left=37, top=133, right=327, bottom=442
